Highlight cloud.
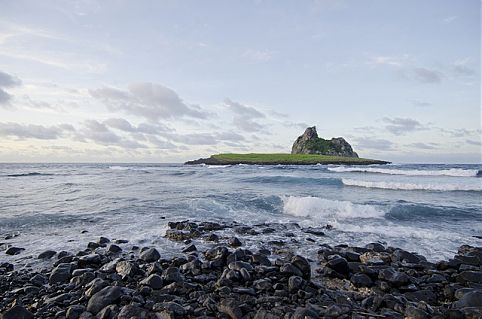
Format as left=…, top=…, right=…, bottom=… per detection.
left=0, top=70, right=21, bottom=106
left=90, top=83, right=207, bottom=121
left=412, top=67, right=442, bottom=83
left=0, top=122, right=68, bottom=139
left=77, top=120, right=147, bottom=149
left=383, top=117, right=426, bottom=135
left=224, top=98, right=266, bottom=132
left=242, top=49, right=273, bottom=62
left=452, top=58, right=476, bottom=76
left=0, top=70, right=21, bottom=87
left=442, top=16, right=458, bottom=24
left=354, top=137, right=394, bottom=151
left=370, top=55, right=407, bottom=67
left=407, top=142, right=438, bottom=150
left=411, top=99, right=432, bottom=107
left=466, top=139, right=481, bottom=146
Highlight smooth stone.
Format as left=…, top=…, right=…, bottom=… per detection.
left=1, top=305, right=34, bottom=319
left=38, top=250, right=56, bottom=259
left=228, top=237, right=242, bottom=247
left=49, top=263, right=72, bottom=284
left=291, top=255, right=311, bottom=280
left=30, top=273, right=48, bottom=286
left=162, top=267, right=183, bottom=283
left=350, top=273, right=373, bottom=287
left=5, top=247, right=24, bottom=255
left=326, top=257, right=350, bottom=276
left=288, top=275, right=304, bottom=292
left=66, top=305, right=85, bottom=319
left=107, top=244, right=122, bottom=253
left=140, top=274, right=163, bottom=289
left=140, top=247, right=161, bottom=262
left=117, top=304, right=149, bottom=319
left=218, top=298, right=243, bottom=319
left=86, top=286, right=123, bottom=314
left=454, top=290, right=482, bottom=308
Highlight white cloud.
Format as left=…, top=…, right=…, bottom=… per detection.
left=90, top=83, right=208, bottom=121
left=383, top=117, right=426, bottom=135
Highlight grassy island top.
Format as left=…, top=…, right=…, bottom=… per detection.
left=185, top=153, right=390, bottom=165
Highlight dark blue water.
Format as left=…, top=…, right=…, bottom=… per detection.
left=0, top=163, right=481, bottom=265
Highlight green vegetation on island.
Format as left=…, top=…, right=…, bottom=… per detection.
left=185, top=153, right=389, bottom=165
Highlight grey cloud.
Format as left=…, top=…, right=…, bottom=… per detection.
left=0, top=122, right=67, bottom=139
left=412, top=67, right=442, bottom=83
left=407, top=142, right=438, bottom=150
left=0, top=70, right=21, bottom=106
left=103, top=118, right=136, bottom=132
left=466, top=139, right=481, bottom=146
left=90, top=83, right=207, bottom=121
left=354, top=137, right=395, bottom=151
left=77, top=120, right=147, bottom=149
left=0, top=71, right=21, bottom=87
left=439, top=128, right=480, bottom=138
left=224, top=98, right=266, bottom=132
left=0, top=89, right=13, bottom=105
left=383, top=117, right=425, bottom=135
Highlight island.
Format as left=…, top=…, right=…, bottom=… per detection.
left=185, top=127, right=390, bottom=165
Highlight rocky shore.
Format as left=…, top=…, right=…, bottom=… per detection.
left=1, top=220, right=481, bottom=319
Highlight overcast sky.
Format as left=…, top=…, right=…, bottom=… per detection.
left=0, top=0, right=480, bottom=163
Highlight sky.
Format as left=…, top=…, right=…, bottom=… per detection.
left=0, top=0, right=480, bottom=163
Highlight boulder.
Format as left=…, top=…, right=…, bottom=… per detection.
left=291, top=126, right=358, bottom=157
left=86, top=286, right=123, bottom=314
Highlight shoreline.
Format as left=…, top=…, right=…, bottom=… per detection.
left=185, top=156, right=390, bottom=166
left=1, top=220, right=481, bottom=318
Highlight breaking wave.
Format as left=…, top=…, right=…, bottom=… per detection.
left=342, top=178, right=482, bottom=192
left=282, top=196, right=386, bottom=220
left=328, top=166, right=480, bottom=177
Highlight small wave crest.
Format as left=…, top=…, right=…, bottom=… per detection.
left=243, top=176, right=342, bottom=186
left=342, top=178, right=482, bottom=192
left=282, top=196, right=385, bottom=220
left=328, top=166, right=480, bottom=177
left=109, top=166, right=130, bottom=171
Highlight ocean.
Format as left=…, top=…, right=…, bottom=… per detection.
left=1, top=163, right=481, bottom=267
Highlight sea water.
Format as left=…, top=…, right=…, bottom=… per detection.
left=0, top=163, right=481, bottom=266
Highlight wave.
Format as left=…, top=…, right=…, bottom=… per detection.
left=243, top=175, right=342, bottom=186
left=5, top=172, right=54, bottom=177
left=282, top=196, right=385, bottom=220
left=328, top=166, right=480, bottom=177
left=342, top=178, right=482, bottom=192
left=109, top=166, right=131, bottom=171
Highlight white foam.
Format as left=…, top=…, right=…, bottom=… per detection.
left=342, top=178, right=482, bottom=192
left=282, top=196, right=386, bottom=220
left=328, top=166, right=479, bottom=177
left=109, top=166, right=130, bottom=170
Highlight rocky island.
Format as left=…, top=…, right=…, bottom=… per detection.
left=186, top=127, right=389, bottom=165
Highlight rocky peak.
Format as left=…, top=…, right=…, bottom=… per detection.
left=291, top=126, right=358, bottom=158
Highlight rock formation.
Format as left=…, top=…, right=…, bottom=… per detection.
left=291, top=126, right=359, bottom=158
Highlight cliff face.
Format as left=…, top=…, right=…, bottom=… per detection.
left=291, top=127, right=359, bottom=158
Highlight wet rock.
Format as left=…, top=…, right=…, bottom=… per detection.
left=456, top=271, right=482, bottom=284
left=30, top=273, right=48, bottom=286
left=379, top=267, right=411, bottom=287
left=140, top=274, right=163, bottom=289
left=302, top=227, right=325, bottom=236
left=117, top=304, right=149, bottom=319
left=5, top=247, right=24, bottom=255
left=181, top=244, right=197, bottom=253
left=140, top=247, right=161, bottom=262
left=288, top=275, right=304, bottom=292
left=162, top=267, right=183, bottom=283
left=86, top=286, right=123, bottom=314
left=280, top=263, right=303, bottom=277
left=454, top=289, right=482, bottom=308
left=49, top=263, right=72, bottom=284
left=116, top=261, right=140, bottom=278
left=228, top=237, right=242, bottom=247
left=326, top=256, right=350, bottom=277
left=218, top=298, right=243, bottom=319
left=107, top=244, right=122, bottom=253
left=350, top=273, right=373, bottom=287
left=404, top=290, right=437, bottom=305
left=404, top=306, right=429, bottom=319
left=66, top=305, right=85, bottom=319
left=365, top=242, right=386, bottom=252
left=38, top=250, right=56, bottom=259
left=292, top=306, right=319, bottom=319
left=1, top=305, right=34, bottom=319
left=291, top=255, right=311, bottom=280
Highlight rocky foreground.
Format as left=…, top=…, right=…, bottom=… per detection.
left=1, top=220, right=482, bottom=319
